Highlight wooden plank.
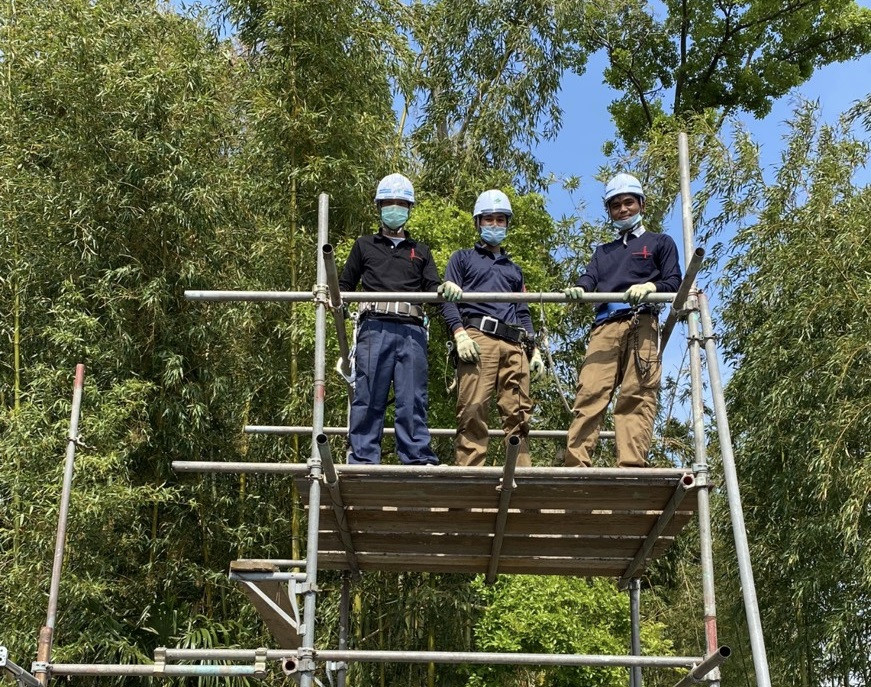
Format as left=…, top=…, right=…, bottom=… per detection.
left=315, top=552, right=634, bottom=577
left=316, top=531, right=673, bottom=559
left=229, top=561, right=300, bottom=649
left=314, top=507, right=694, bottom=537
left=299, top=479, right=683, bottom=510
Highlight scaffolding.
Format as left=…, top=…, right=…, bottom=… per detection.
left=2, top=134, right=771, bottom=687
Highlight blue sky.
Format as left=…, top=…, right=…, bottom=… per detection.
left=538, top=43, right=871, bottom=263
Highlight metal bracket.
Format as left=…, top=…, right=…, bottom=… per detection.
left=153, top=647, right=166, bottom=674
left=254, top=647, right=268, bottom=678
left=0, top=646, right=6, bottom=668
left=288, top=578, right=304, bottom=628
left=294, top=581, right=319, bottom=595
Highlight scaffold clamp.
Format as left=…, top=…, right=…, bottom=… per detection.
left=692, top=463, right=710, bottom=487
left=296, top=647, right=316, bottom=674
left=153, top=647, right=166, bottom=674
left=254, top=647, right=268, bottom=677
left=30, top=661, right=49, bottom=678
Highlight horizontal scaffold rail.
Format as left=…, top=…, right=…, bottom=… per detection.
left=172, top=463, right=686, bottom=479
left=47, top=646, right=731, bottom=672
left=245, top=425, right=616, bottom=439
left=184, top=290, right=676, bottom=304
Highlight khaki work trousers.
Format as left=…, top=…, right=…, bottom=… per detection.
left=455, top=328, right=532, bottom=467
left=565, top=314, right=661, bottom=467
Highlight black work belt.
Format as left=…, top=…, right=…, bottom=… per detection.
left=361, top=301, right=425, bottom=322
left=464, top=315, right=526, bottom=343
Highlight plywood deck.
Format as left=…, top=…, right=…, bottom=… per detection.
left=295, top=466, right=698, bottom=578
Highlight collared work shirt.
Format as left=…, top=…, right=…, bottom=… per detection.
left=441, top=243, right=534, bottom=335
left=339, top=231, right=441, bottom=293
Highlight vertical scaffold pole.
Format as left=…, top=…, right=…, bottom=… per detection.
left=677, top=133, right=720, bottom=683
left=629, top=579, right=642, bottom=687
left=337, top=573, right=351, bottom=687
left=35, top=364, right=85, bottom=686
left=698, top=292, right=771, bottom=687
left=299, top=194, right=330, bottom=687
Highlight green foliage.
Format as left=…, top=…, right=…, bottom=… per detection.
left=714, top=101, right=871, bottom=685
left=572, top=0, right=871, bottom=146
left=466, top=576, right=674, bottom=686
left=404, top=0, right=577, bottom=199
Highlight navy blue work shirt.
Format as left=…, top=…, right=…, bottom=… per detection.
left=441, top=243, right=534, bottom=335
left=575, top=227, right=682, bottom=319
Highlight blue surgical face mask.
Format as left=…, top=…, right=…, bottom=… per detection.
left=381, top=205, right=409, bottom=230
left=480, top=226, right=507, bottom=246
left=612, top=213, right=642, bottom=234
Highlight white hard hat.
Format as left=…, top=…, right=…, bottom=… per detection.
left=375, top=173, right=415, bottom=205
left=604, top=173, right=645, bottom=206
left=473, top=189, right=513, bottom=219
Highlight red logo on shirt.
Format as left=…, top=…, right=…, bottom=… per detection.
left=632, top=246, right=652, bottom=259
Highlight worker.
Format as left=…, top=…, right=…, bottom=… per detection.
left=563, top=173, right=682, bottom=467
left=339, top=173, right=440, bottom=465
left=440, top=189, right=545, bottom=467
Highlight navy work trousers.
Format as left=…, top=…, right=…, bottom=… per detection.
left=347, top=317, right=438, bottom=465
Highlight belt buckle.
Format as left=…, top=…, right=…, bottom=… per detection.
left=396, top=302, right=413, bottom=316
left=479, top=315, right=500, bottom=335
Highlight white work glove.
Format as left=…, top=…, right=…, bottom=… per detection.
left=564, top=286, right=585, bottom=300
left=454, top=330, right=480, bottom=363
left=439, top=280, right=463, bottom=302
left=625, top=281, right=656, bottom=305
left=529, top=348, right=545, bottom=381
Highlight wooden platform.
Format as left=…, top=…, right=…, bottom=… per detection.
left=295, top=466, right=698, bottom=579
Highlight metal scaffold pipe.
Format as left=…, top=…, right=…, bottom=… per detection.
left=618, top=473, right=695, bottom=588
left=36, top=364, right=85, bottom=686
left=628, top=579, right=642, bottom=687
left=184, top=290, right=676, bottom=304
left=245, top=425, right=615, bottom=439
left=248, top=425, right=612, bottom=439
left=678, top=131, right=720, bottom=683
left=659, top=246, right=704, bottom=352
left=48, top=665, right=260, bottom=677
left=171, top=462, right=689, bottom=483
left=155, top=648, right=706, bottom=667
left=297, top=192, right=330, bottom=687
left=698, top=292, right=771, bottom=687
left=485, top=435, right=521, bottom=583
left=311, top=650, right=703, bottom=667
left=672, top=646, right=732, bottom=687
left=315, top=434, right=361, bottom=578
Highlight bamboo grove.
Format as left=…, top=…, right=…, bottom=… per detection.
left=1, top=1, right=869, bottom=685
